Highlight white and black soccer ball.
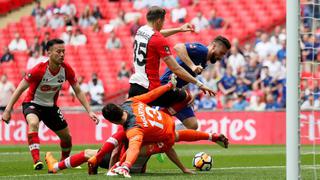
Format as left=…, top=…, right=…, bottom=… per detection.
left=192, top=152, right=213, bottom=171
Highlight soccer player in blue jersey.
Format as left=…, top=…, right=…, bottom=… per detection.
left=160, top=36, right=231, bottom=129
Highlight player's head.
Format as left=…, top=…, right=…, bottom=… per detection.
left=146, top=6, right=166, bottom=31
left=47, top=39, right=65, bottom=65
left=209, top=36, right=231, bottom=63
left=102, top=103, right=125, bottom=124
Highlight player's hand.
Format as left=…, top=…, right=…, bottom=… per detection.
left=107, top=161, right=121, bottom=176
left=191, top=65, right=203, bottom=74
left=199, top=84, right=216, bottom=96
left=169, top=74, right=177, bottom=89
left=179, top=23, right=194, bottom=32
left=114, top=162, right=131, bottom=178
left=89, top=111, right=99, bottom=124
left=1, top=110, right=11, bottom=124
left=183, top=168, right=196, bottom=174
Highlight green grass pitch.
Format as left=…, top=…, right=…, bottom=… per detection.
left=0, top=144, right=319, bottom=179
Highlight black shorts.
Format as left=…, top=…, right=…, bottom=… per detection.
left=22, top=102, right=68, bottom=131
left=128, top=83, right=186, bottom=107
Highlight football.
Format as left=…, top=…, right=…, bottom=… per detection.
left=192, top=152, right=213, bottom=171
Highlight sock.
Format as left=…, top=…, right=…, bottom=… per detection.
left=96, top=130, right=126, bottom=162
left=28, top=132, right=40, bottom=163
left=57, top=151, right=87, bottom=170
left=176, top=129, right=212, bottom=142
left=60, top=138, right=72, bottom=161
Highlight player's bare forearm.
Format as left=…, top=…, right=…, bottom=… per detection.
left=174, top=43, right=195, bottom=69
left=165, top=147, right=188, bottom=173
left=160, top=23, right=194, bottom=37
left=5, top=79, right=29, bottom=112
left=130, top=83, right=173, bottom=104
left=160, top=28, right=181, bottom=37
left=167, top=59, right=198, bottom=84
left=72, top=83, right=92, bottom=113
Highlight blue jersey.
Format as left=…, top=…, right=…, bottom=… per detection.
left=160, top=43, right=209, bottom=88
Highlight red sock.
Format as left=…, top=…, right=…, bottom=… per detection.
left=176, top=129, right=211, bottom=142
left=60, top=138, right=72, bottom=161
left=58, top=151, right=87, bottom=170
left=28, top=132, right=40, bottom=163
left=96, top=130, right=126, bottom=162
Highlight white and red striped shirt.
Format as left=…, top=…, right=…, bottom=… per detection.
left=24, top=61, right=77, bottom=107
left=129, top=25, right=172, bottom=90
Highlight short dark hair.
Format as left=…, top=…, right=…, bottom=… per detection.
left=146, top=6, right=166, bottom=22
left=213, top=36, right=231, bottom=50
left=102, top=103, right=124, bottom=123
left=46, top=38, right=64, bottom=51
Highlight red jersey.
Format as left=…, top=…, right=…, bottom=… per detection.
left=129, top=25, right=172, bottom=90
left=24, top=61, right=77, bottom=107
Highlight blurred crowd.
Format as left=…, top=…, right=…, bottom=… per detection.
left=188, top=26, right=288, bottom=111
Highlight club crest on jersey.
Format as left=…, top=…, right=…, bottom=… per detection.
left=164, top=46, right=171, bottom=54
left=189, top=44, right=197, bottom=49
left=57, top=75, right=64, bottom=83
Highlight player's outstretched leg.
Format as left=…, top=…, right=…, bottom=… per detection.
left=45, top=150, right=89, bottom=173
left=88, top=130, right=126, bottom=175
left=175, top=129, right=229, bottom=148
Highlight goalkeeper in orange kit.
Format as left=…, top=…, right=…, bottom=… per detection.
left=100, top=77, right=228, bottom=178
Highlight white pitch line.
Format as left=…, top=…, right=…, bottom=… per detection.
left=1, top=165, right=320, bottom=178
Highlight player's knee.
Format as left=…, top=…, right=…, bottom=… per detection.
left=26, top=114, right=39, bottom=131
left=28, top=120, right=39, bottom=131
left=84, top=149, right=96, bottom=158
left=183, top=118, right=198, bottom=130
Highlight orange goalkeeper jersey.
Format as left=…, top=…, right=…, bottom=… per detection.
left=120, top=84, right=176, bottom=167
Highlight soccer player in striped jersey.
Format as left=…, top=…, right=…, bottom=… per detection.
left=1, top=39, right=99, bottom=170
left=129, top=6, right=216, bottom=117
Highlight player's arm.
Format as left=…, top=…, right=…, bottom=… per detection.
left=122, top=127, right=144, bottom=168
left=71, top=83, right=99, bottom=124
left=65, top=63, right=99, bottom=124
left=164, top=55, right=214, bottom=96
left=2, top=79, right=29, bottom=123
left=174, top=43, right=203, bottom=74
left=129, top=83, right=173, bottom=104
left=165, top=147, right=195, bottom=174
left=160, top=23, right=194, bottom=37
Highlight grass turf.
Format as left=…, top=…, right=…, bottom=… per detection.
left=0, top=144, right=319, bottom=179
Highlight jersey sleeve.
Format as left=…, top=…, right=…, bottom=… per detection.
left=124, top=127, right=144, bottom=167
left=64, top=63, right=77, bottom=86
left=185, top=43, right=207, bottom=62
left=155, top=35, right=172, bottom=59
left=24, top=63, right=45, bottom=83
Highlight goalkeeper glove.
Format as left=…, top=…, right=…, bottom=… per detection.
left=106, top=161, right=121, bottom=176
left=114, top=162, right=131, bottom=178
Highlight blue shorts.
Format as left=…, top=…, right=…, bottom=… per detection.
left=175, top=106, right=195, bottom=122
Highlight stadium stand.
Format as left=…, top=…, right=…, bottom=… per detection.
left=0, top=0, right=286, bottom=108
